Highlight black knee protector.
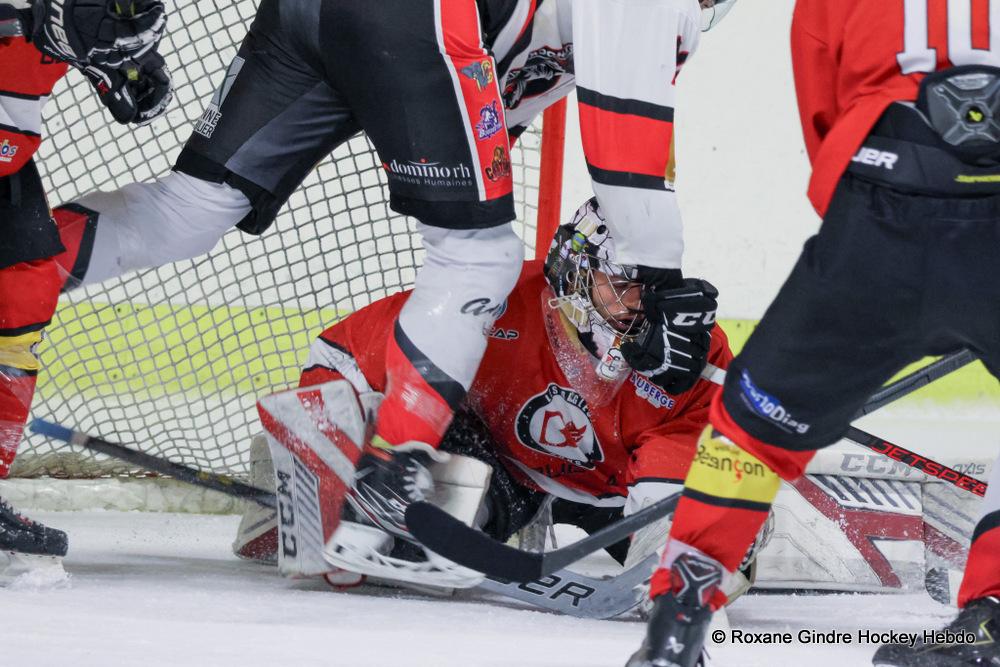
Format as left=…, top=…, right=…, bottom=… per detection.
left=0, top=159, right=65, bottom=270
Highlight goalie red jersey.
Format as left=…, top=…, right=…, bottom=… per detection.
left=300, top=260, right=731, bottom=511
left=792, top=0, right=990, bottom=215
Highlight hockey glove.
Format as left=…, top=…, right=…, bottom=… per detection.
left=28, top=0, right=166, bottom=68
left=83, top=51, right=172, bottom=125
left=620, top=277, right=718, bottom=395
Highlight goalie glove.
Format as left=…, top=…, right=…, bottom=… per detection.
left=620, top=275, right=719, bottom=395
left=27, top=0, right=166, bottom=68
left=82, top=50, right=172, bottom=125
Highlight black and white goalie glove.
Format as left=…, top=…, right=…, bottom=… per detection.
left=83, top=50, right=172, bottom=125
left=621, top=276, right=719, bottom=395
left=29, top=0, right=166, bottom=68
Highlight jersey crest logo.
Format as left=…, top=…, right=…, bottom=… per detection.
left=461, top=59, right=495, bottom=91
left=515, top=384, right=603, bottom=469
left=476, top=101, right=503, bottom=140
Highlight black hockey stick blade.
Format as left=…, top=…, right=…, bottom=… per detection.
left=406, top=492, right=678, bottom=582
left=408, top=352, right=976, bottom=582
left=30, top=419, right=277, bottom=509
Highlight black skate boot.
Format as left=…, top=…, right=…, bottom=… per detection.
left=872, top=596, right=1000, bottom=666
left=626, top=551, right=723, bottom=667
left=0, top=494, right=68, bottom=583
left=348, top=440, right=441, bottom=539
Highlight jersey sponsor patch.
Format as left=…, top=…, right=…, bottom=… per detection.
left=461, top=59, right=495, bottom=91
left=0, top=138, right=18, bottom=163
left=515, top=383, right=604, bottom=469
left=629, top=372, right=677, bottom=410
left=738, top=369, right=811, bottom=435
left=476, top=101, right=503, bottom=140
left=484, top=146, right=511, bottom=182
left=382, top=158, right=475, bottom=190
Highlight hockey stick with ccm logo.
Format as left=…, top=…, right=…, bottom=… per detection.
left=405, top=350, right=982, bottom=583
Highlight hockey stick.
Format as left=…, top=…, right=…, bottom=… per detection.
left=29, top=419, right=277, bottom=510
left=476, top=553, right=658, bottom=619
left=27, top=418, right=648, bottom=618
left=405, top=350, right=982, bottom=582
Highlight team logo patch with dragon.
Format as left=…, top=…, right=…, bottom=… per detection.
left=515, top=384, right=604, bottom=469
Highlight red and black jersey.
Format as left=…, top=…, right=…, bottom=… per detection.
left=0, top=36, right=68, bottom=177
left=300, top=260, right=732, bottom=509
left=792, top=0, right=1000, bottom=216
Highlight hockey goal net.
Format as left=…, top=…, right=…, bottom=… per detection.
left=9, top=0, right=566, bottom=510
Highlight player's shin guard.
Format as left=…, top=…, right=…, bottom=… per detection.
left=656, top=425, right=783, bottom=593
left=0, top=258, right=65, bottom=476
left=956, top=450, right=1000, bottom=607
left=375, top=223, right=523, bottom=449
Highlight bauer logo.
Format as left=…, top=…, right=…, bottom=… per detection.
left=515, top=384, right=604, bottom=469
left=739, top=370, right=811, bottom=435
left=852, top=147, right=898, bottom=170
left=0, top=139, right=18, bottom=163
left=383, top=158, right=474, bottom=189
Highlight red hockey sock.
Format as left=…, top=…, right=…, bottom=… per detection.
left=0, top=256, right=64, bottom=478
left=375, top=320, right=462, bottom=447
left=957, top=511, right=1000, bottom=607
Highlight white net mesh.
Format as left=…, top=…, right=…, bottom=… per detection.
left=13, top=0, right=546, bottom=480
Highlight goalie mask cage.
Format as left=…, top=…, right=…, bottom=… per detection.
left=8, top=1, right=566, bottom=511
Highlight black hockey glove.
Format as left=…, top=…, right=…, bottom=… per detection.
left=28, top=0, right=166, bottom=68
left=83, top=50, right=172, bottom=125
left=620, top=277, right=719, bottom=395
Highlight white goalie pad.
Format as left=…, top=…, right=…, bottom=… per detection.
left=753, top=446, right=991, bottom=597
left=233, top=408, right=493, bottom=589
left=256, top=380, right=367, bottom=578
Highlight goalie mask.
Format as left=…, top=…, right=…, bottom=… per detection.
left=701, top=0, right=738, bottom=31
left=544, top=198, right=647, bottom=387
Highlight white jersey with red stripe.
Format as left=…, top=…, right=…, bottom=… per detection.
left=486, top=0, right=702, bottom=269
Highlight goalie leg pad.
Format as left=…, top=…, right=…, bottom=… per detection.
left=256, top=380, right=366, bottom=577
left=233, top=433, right=279, bottom=563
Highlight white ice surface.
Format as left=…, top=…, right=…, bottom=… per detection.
left=3, top=511, right=961, bottom=667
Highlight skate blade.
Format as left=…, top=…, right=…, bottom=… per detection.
left=0, top=550, right=69, bottom=589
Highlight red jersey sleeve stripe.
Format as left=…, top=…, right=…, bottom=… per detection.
left=579, top=101, right=673, bottom=181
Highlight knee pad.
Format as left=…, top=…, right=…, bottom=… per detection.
left=418, top=222, right=525, bottom=300
left=0, top=160, right=64, bottom=270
